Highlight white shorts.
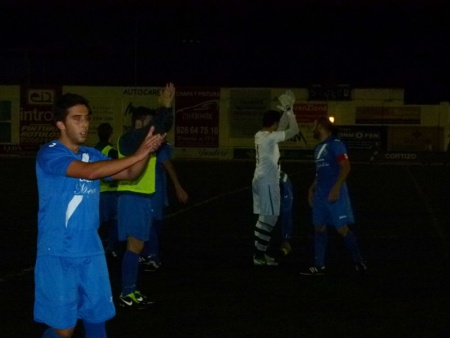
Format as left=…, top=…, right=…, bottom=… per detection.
left=252, top=179, right=280, bottom=216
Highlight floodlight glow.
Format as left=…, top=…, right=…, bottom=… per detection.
left=328, top=116, right=335, bottom=123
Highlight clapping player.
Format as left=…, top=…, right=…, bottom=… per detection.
left=35, top=93, right=164, bottom=338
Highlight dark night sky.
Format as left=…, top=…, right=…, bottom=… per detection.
left=1, top=0, right=449, bottom=102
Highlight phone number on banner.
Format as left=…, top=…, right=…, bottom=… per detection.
left=176, top=126, right=219, bottom=135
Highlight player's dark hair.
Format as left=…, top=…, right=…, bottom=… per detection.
left=97, top=123, right=113, bottom=142
left=53, top=93, right=92, bottom=124
left=262, top=109, right=281, bottom=127
left=131, top=106, right=156, bottom=127
left=316, top=116, right=339, bottom=137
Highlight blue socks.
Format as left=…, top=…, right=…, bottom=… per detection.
left=42, top=322, right=107, bottom=338
left=84, top=321, right=107, bottom=338
left=141, top=241, right=150, bottom=258
left=314, top=229, right=364, bottom=267
left=143, top=220, right=162, bottom=260
left=122, top=250, right=139, bottom=296
left=106, top=219, right=118, bottom=252
left=342, top=231, right=363, bottom=263
left=43, top=328, right=60, bottom=338
left=314, top=231, right=328, bottom=268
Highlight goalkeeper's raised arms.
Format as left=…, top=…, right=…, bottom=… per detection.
left=277, top=90, right=296, bottom=111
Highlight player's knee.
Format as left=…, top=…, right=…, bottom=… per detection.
left=314, top=225, right=327, bottom=233
left=127, top=236, right=144, bottom=253
left=259, top=215, right=278, bottom=227
left=337, top=226, right=349, bottom=236
left=84, top=320, right=107, bottom=338
left=53, top=327, right=74, bottom=338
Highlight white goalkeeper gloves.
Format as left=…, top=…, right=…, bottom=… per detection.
left=277, top=90, right=295, bottom=112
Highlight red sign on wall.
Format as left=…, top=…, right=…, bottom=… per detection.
left=175, top=88, right=220, bottom=148
left=294, top=103, right=328, bottom=123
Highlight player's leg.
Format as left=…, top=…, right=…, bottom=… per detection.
left=332, top=190, right=366, bottom=271
left=252, top=181, right=280, bottom=265
left=143, top=219, right=162, bottom=271
left=117, top=194, right=151, bottom=309
left=101, top=193, right=119, bottom=259
left=312, top=195, right=329, bottom=269
left=105, top=219, right=119, bottom=254
left=152, top=219, right=162, bottom=262
left=300, top=196, right=327, bottom=275
left=336, top=225, right=366, bottom=272
left=336, top=225, right=361, bottom=258
left=83, top=321, right=107, bottom=338
left=122, top=236, right=143, bottom=290
left=42, top=327, right=74, bottom=338
left=141, top=188, right=164, bottom=270
left=106, top=193, right=119, bottom=253
left=119, top=236, right=153, bottom=308
left=35, top=256, right=79, bottom=337
left=313, top=225, right=328, bottom=268
left=254, top=214, right=279, bottom=265
left=299, top=224, right=327, bottom=275
left=118, top=195, right=140, bottom=297
left=77, top=255, right=114, bottom=337
left=279, top=176, right=294, bottom=255
left=140, top=240, right=150, bottom=261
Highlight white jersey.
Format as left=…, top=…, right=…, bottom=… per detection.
left=253, top=130, right=286, bottom=184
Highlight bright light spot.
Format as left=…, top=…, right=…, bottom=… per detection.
left=328, top=116, right=335, bottom=123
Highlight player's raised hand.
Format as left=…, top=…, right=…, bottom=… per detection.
left=328, top=185, right=340, bottom=203
left=277, top=90, right=296, bottom=112
left=308, top=190, right=314, bottom=207
left=159, top=82, right=175, bottom=108
left=176, top=187, right=189, bottom=204
left=135, top=126, right=166, bottom=160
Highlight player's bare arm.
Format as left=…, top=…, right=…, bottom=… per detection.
left=163, top=160, right=189, bottom=204
left=283, top=110, right=299, bottom=140
left=328, top=158, right=351, bottom=202
left=66, top=126, right=163, bottom=180
left=159, top=82, right=175, bottom=108
left=112, top=128, right=166, bottom=180
left=277, top=90, right=296, bottom=133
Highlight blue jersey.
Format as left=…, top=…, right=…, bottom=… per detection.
left=119, top=107, right=173, bottom=156
left=36, top=140, right=110, bottom=257
left=314, top=135, right=349, bottom=197
left=155, top=142, right=171, bottom=193
left=312, top=135, right=354, bottom=227
left=152, top=143, right=172, bottom=219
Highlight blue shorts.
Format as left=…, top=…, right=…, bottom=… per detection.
left=99, top=192, right=118, bottom=223
left=34, top=254, right=115, bottom=329
left=280, top=176, right=294, bottom=239
left=151, top=185, right=165, bottom=221
left=312, top=191, right=355, bottom=228
left=118, top=193, right=153, bottom=241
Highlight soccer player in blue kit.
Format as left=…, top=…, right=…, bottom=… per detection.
left=140, top=141, right=188, bottom=271
left=300, top=116, right=367, bottom=275
left=94, top=123, right=120, bottom=259
left=35, top=93, right=164, bottom=338
left=117, top=83, right=175, bottom=309
left=279, top=170, right=294, bottom=255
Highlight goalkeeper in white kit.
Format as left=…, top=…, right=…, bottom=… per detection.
left=252, top=90, right=299, bottom=265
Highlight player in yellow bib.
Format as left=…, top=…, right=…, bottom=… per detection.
left=117, top=83, right=175, bottom=309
